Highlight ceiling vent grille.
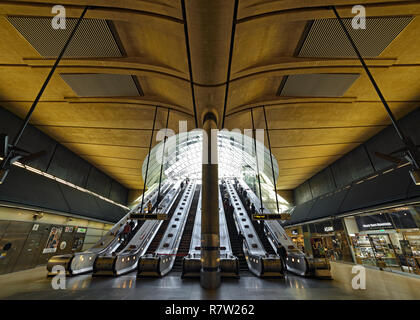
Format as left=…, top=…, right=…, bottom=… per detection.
left=61, top=74, right=142, bottom=97
left=298, top=16, right=413, bottom=58
left=7, top=17, right=122, bottom=58
left=278, top=73, right=360, bottom=97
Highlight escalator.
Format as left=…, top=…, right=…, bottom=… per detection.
left=138, top=181, right=198, bottom=277
left=114, top=183, right=174, bottom=254
left=224, top=179, right=283, bottom=277
left=172, top=185, right=201, bottom=273
left=46, top=181, right=171, bottom=276
left=223, top=197, right=248, bottom=272
left=181, top=185, right=239, bottom=278
left=92, top=181, right=183, bottom=276
left=235, top=186, right=277, bottom=256
left=145, top=186, right=186, bottom=255
left=237, top=178, right=331, bottom=279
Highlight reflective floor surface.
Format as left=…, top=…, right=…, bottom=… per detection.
left=0, top=266, right=416, bottom=300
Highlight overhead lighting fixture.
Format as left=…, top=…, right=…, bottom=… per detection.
left=410, top=169, right=420, bottom=185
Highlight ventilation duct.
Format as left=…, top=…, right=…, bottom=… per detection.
left=278, top=73, right=360, bottom=97
left=7, top=17, right=122, bottom=58
left=61, top=74, right=142, bottom=97
left=298, top=16, right=413, bottom=58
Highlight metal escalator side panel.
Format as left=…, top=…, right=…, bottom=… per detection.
left=225, top=180, right=266, bottom=257
left=142, top=181, right=198, bottom=277
left=218, top=185, right=239, bottom=278
left=93, top=181, right=182, bottom=277
left=237, top=178, right=318, bottom=277
left=218, top=187, right=233, bottom=256
left=182, top=186, right=202, bottom=278
left=174, top=185, right=201, bottom=274
left=116, top=180, right=182, bottom=255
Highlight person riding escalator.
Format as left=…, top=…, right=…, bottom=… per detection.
left=277, top=245, right=287, bottom=268
left=121, top=221, right=132, bottom=244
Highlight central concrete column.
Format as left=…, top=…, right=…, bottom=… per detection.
left=200, top=112, right=220, bottom=289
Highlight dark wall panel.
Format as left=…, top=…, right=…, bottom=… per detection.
left=0, top=166, right=70, bottom=213
left=109, top=180, right=128, bottom=205
left=0, top=107, right=57, bottom=172
left=399, top=107, right=420, bottom=144
left=0, top=106, right=128, bottom=204
left=288, top=199, right=316, bottom=224
left=294, top=181, right=312, bottom=205
left=365, top=126, right=404, bottom=171
left=406, top=177, right=420, bottom=199
left=331, top=145, right=374, bottom=188
left=58, top=183, right=101, bottom=218
left=340, top=166, right=412, bottom=213
left=93, top=197, right=127, bottom=223
left=86, top=167, right=112, bottom=198
left=307, top=188, right=350, bottom=221
left=47, top=145, right=91, bottom=187
left=0, top=166, right=126, bottom=223
left=309, top=167, right=336, bottom=198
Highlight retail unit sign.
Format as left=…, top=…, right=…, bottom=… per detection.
left=252, top=214, right=291, bottom=220
left=324, top=226, right=334, bottom=232
left=130, top=213, right=168, bottom=220
left=356, top=214, right=394, bottom=231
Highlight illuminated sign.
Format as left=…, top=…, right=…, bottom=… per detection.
left=130, top=213, right=167, bottom=220
left=76, top=227, right=87, bottom=233
left=324, top=226, right=334, bottom=232
left=252, top=214, right=291, bottom=220
left=355, top=214, right=394, bottom=231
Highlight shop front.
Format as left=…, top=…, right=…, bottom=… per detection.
left=285, top=205, right=420, bottom=275
left=306, top=219, right=353, bottom=263
left=285, top=226, right=305, bottom=253
left=344, top=206, right=420, bottom=274
left=285, top=218, right=353, bottom=263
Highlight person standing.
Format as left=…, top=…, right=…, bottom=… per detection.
left=147, top=200, right=153, bottom=213
left=122, top=221, right=132, bottom=243
left=277, top=245, right=287, bottom=270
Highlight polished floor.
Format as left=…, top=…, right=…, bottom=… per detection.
left=1, top=266, right=417, bottom=300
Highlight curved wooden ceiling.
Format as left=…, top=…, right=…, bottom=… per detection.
left=0, top=0, right=419, bottom=192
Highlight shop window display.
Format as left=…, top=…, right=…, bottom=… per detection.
left=346, top=207, right=420, bottom=275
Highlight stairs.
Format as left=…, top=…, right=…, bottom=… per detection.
left=172, top=185, right=201, bottom=272
left=145, top=186, right=185, bottom=254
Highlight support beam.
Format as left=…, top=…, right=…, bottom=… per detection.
left=200, top=112, right=221, bottom=289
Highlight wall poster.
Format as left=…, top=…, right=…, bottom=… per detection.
left=42, top=226, right=63, bottom=254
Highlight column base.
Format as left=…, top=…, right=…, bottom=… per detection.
left=200, top=269, right=221, bottom=289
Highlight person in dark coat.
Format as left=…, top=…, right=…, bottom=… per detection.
left=250, top=203, right=256, bottom=215
left=277, top=245, right=288, bottom=269
left=238, top=231, right=245, bottom=244
left=122, top=221, right=132, bottom=243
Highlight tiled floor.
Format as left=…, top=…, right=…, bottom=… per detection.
left=0, top=266, right=416, bottom=300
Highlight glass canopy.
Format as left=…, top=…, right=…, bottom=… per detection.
left=139, top=130, right=290, bottom=212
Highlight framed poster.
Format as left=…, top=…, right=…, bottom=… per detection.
left=42, top=226, right=63, bottom=254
